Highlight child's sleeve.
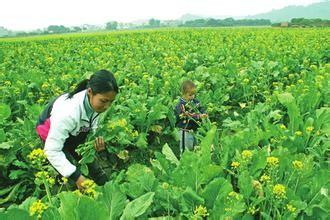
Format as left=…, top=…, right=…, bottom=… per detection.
left=174, top=103, right=183, bottom=122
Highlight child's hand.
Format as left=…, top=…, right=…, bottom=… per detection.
left=94, top=136, right=105, bottom=151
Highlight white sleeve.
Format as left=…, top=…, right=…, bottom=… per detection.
left=44, top=113, right=78, bottom=177
left=91, top=114, right=100, bottom=134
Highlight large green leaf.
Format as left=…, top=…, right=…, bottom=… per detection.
left=0, top=103, right=11, bottom=121
left=120, top=192, right=155, bottom=220
left=121, top=164, right=157, bottom=198
left=0, top=208, right=30, bottom=220
left=0, top=182, right=22, bottom=205
left=162, top=143, right=179, bottom=166
left=180, top=187, right=204, bottom=214
left=136, top=132, right=148, bottom=149
left=58, top=192, right=79, bottom=220
left=58, top=192, right=109, bottom=220
left=238, top=171, right=253, bottom=198
left=98, top=182, right=127, bottom=220
left=277, top=93, right=302, bottom=132
left=202, top=177, right=230, bottom=209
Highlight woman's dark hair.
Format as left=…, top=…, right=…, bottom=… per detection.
left=68, top=69, right=118, bottom=98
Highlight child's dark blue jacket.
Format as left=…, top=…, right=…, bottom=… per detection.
left=174, top=98, right=206, bottom=131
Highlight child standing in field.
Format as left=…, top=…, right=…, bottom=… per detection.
left=174, top=80, right=207, bottom=155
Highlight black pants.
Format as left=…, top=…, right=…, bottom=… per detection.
left=63, top=133, right=108, bottom=185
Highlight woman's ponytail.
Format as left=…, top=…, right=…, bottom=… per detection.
left=67, top=69, right=118, bottom=98
left=67, top=79, right=89, bottom=98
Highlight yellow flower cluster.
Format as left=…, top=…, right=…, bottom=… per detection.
left=306, top=126, right=314, bottom=133
left=231, top=161, right=240, bottom=169
left=28, top=148, right=47, bottom=165
left=59, top=177, right=68, bottom=185
left=131, top=130, right=139, bottom=138
left=248, top=206, right=259, bottom=215
left=117, top=150, right=130, bottom=161
left=228, top=191, right=240, bottom=200
left=280, top=124, right=287, bottom=130
left=267, top=156, right=279, bottom=167
left=29, top=200, right=48, bottom=219
left=295, top=131, right=303, bottom=136
left=161, top=182, right=169, bottom=190
left=292, top=160, right=303, bottom=170
left=224, top=207, right=232, bottom=212
left=81, top=179, right=97, bottom=198
left=243, top=78, right=250, bottom=84
left=108, top=118, right=128, bottom=129
left=35, top=171, right=55, bottom=186
left=286, top=204, right=297, bottom=212
left=193, top=205, right=209, bottom=217
left=273, top=184, right=286, bottom=199
left=241, top=150, right=253, bottom=160
left=260, top=174, right=271, bottom=183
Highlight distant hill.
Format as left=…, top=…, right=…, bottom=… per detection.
left=246, top=1, right=330, bottom=22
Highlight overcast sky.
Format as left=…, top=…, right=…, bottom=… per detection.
left=0, top=0, right=322, bottom=31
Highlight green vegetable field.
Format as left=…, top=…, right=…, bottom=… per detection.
left=0, top=28, right=329, bottom=219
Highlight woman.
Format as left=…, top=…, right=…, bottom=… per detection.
left=36, top=69, right=118, bottom=190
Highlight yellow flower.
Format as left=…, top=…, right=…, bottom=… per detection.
left=81, top=179, right=97, bottom=198
left=267, top=156, right=279, bottom=167
left=295, top=131, right=303, bottom=136
left=243, top=78, right=250, bottom=84
left=193, top=205, right=209, bottom=217
left=231, top=161, right=240, bottom=169
left=73, top=189, right=83, bottom=196
left=28, top=148, right=47, bottom=165
left=228, top=191, right=240, bottom=200
left=286, top=204, right=297, bottom=212
left=131, top=130, right=139, bottom=137
left=273, top=184, right=286, bottom=199
left=241, top=150, right=253, bottom=160
left=41, top=82, right=50, bottom=90
left=108, top=118, right=128, bottom=129
left=306, top=126, right=314, bottom=133
left=117, top=150, right=129, bottom=161
left=280, top=124, right=287, bottom=130
left=118, top=119, right=127, bottom=127
left=60, top=177, right=68, bottom=185
left=292, top=160, right=303, bottom=170
left=252, top=180, right=262, bottom=190
left=47, top=177, right=55, bottom=186
left=248, top=206, right=259, bottom=215
left=29, top=200, right=48, bottom=219
left=35, top=171, right=49, bottom=179
left=37, top=98, right=45, bottom=104
left=224, top=207, right=232, bottom=212
left=162, top=182, right=169, bottom=190
left=260, top=174, right=271, bottom=183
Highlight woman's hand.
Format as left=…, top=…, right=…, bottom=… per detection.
left=94, top=136, right=105, bottom=152
left=76, top=175, right=87, bottom=191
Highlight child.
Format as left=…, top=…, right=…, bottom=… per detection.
left=36, top=69, right=118, bottom=190
left=174, top=80, right=207, bottom=155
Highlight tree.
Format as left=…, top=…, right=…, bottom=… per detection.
left=106, top=21, right=118, bottom=30
left=47, top=25, right=70, bottom=33
left=149, top=18, right=160, bottom=27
